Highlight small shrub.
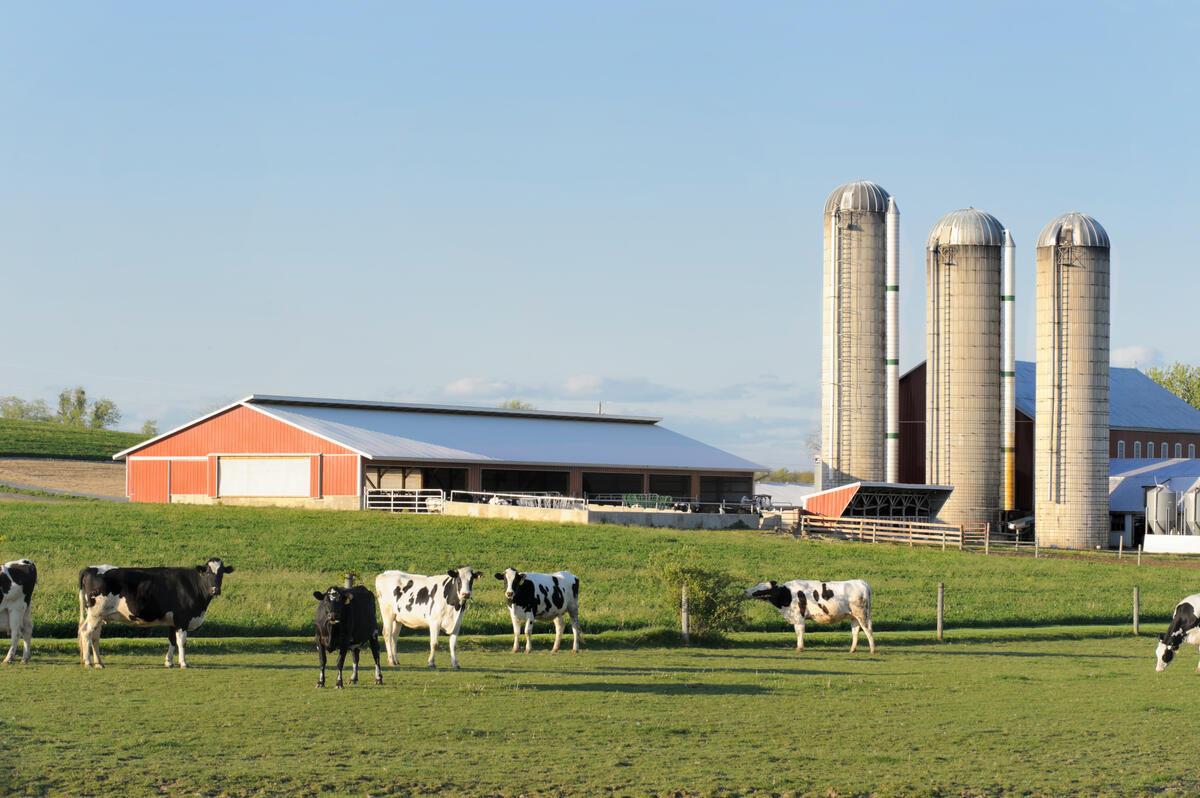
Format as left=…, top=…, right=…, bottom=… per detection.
left=651, top=547, right=747, bottom=640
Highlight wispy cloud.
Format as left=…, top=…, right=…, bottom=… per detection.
left=1112, top=345, right=1162, bottom=369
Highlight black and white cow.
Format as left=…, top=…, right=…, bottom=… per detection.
left=78, top=558, right=235, bottom=668
left=313, top=585, right=383, bottom=689
left=0, top=559, right=36, bottom=664
left=494, top=568, right=581, bottom=653
left=746, top=578, right=876, bottom=653
left=1156, top=593, right=1200, bottom=672
left=375, top=566, right=480, bottom=669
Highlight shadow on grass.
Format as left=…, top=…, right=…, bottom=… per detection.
left=515, top=681, right=770, bottom=696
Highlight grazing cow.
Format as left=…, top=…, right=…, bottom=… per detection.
left=746, top=578, right=875, bottom=653
left=78, top=558, right=235, bottom=669
left=375, top=566, right=480, bottom=669
left=1156, top=593, right=1200, bottom=672
left=0, top=559, right=36, bottom=664
left=494, top=568, right=581, bottom=653
left=313, top=585, right=383, bottom=689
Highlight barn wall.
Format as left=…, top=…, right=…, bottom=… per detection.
left=805, top=485, right=858, bottom=517
left=322, top=455, right=360, bottom=497
left=128, top=460, right=168, bottom=503
left=1110, top=430, right=1200, bottom=459
left=169, top=460, right=207, bottom=495
left=132, top=405, right=357, bottom=459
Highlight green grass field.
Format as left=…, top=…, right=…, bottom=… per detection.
left=4, top=629, right=1197, bottom=797
left=0, top=501, right=1195, bottom=638
left=0, top=418, right=147, bottom=460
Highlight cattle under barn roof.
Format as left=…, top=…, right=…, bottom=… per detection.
left=116, top=394, right=764, bottom=472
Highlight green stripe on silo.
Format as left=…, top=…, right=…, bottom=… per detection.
left=1001, top=294, right=1016, bottom=301
left=886, top=285, right=900, bottom=291
left=886, top=359, right=899, bottom=365
left=886, top=433, right=900, bottom=439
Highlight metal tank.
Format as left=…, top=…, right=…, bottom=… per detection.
left=1146, top=484, right=1178, bottom=536
left=1182, top=486, right=1200, bottom=536
left=926, top=209, right=1004, bottom=530
left=1034, top=213, right=1110, bottom=549
left=820, top=180, right=897, bottom=489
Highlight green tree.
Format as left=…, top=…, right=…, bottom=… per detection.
left=140, top=420, right=159, bottom=436
left=57, top=387, right=88, bottom=426
left=1146, top=363, right=1200, bottom=410
left=499, top=399, right=535, bottom=410
left=0, top=396, right=52, bottom=422
left=88, top=398, right=121, bottom=430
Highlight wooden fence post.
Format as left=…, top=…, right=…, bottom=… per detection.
left=1137, top=545, right=1142, bottom=567
left=1118, top=537, right=1124, bottom=559
left=1133, top=585, right=1140, bottom=636
left=1034, top=536, right=1039, bottom=559
left=936, top=582, right=945, bottom=641
left=984, top=525, right=989, bottom=555
left=681, top=584, right=690, bottom=644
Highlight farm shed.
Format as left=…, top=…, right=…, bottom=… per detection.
left=113, top=395, right=762, bottom=510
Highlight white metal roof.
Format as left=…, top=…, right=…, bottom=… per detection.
left=823, top=180, right=890, bottom=214
left=117, top=395, right=763, bottom=472
left=927, top=208, right=1006, bottom=248
left=1036, top=212, right=1110, bottom=248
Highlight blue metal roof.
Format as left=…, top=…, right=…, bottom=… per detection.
left=249, top=399, right=764, bottom=471
left=1014, top=361, right=1200, bottom=432
left=1109, top=459, right=1200, bottom=512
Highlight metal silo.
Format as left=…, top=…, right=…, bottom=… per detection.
left=926, top=209, right=1004, bottom=530
left=1034, top=213, right=1110, bottom=549
left=1182, top=486, right=1200, bottom=536
left=1146, top=484, right=1178, bottom=536
left=820, top=180, right=898, bottom=489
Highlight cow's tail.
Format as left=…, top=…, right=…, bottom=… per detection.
left=77, top=569, right=88, bottom=627
left=865, top=582, right=873, bottom=631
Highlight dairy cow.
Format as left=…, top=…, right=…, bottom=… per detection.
left=746, top=578, right=875, bottom=653
left=375, top=566, right=480, bottom=669
left=78, top=558, right=235, bottom=668
left=1155, top=593, right=1200, bottom=672
left=494, top=568, right=581, bottom=653
left=313, top=585, right=383, bottom=689
left=0, top=559, right=37, bottom=664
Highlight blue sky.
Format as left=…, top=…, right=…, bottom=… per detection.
left=2, top=2, right=1197, bottom=468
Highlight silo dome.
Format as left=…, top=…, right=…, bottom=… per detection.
left=824, top=180, right=891, bottom=214
left=927, top=208, right=1005, bottom=248
left=1036, top=212, right=1109, bottom=248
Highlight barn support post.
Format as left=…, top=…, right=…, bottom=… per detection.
left=1133, top=586, right=1140, bottom=635
left=936, top=583, right=945, bottom=641
left=681, top=585, right=690, bottom=644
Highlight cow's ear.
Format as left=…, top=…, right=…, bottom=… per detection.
left=313, top=591, right=324, bottom=601
left=769, top=580, right=777, bottom=588
left=494, top=572, right=504, bottom=580
left=517, top=572, right=525, bottom=582
left=196, top=565, right=207, bottom=573
left=393, top=586, right=402, bottom=599
left=447, top=569, right=457, bottom=578
left=222, top=565, right=235, bottom=574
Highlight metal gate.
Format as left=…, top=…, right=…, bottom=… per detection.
left=364, top=489, right=445, bottom=513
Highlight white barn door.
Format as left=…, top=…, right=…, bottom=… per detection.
left=218, top=457, right=311, bottom=497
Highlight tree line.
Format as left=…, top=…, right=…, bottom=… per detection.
left=0, top=387, right=156, bottom=434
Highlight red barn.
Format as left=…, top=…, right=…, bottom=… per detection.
left=114, top=395, right=762, bottom=510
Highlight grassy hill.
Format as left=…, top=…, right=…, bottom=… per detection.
left=0, top=418, right=147, bottom=460
left=1, top=501, right=1193, bottom=638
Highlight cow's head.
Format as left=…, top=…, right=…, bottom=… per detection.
left=446, top=566, right=480, bottom=601
left=1156, top=632, right=1182, bottom=672
left=196, top=557, right=235, bottom=597
left=746, top=580, right=794, bottom=609
left=313, top=587, right=352, bottom=625
left=494, top=567, right=525, bottom=601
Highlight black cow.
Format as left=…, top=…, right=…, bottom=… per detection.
left=314, top=585, right=382, bottom=688
left=1, top=559, right=37, bottom=664
left=1156, top=592, right=1200, bottom=672
left=78, top=558, right=235, bottom=668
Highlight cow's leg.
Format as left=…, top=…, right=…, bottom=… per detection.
left=316, top=637, right=327, bottom=688
left=857, top=611, right=876, bottom=654
left=20, top=606, right=33, bottom=663
left=523, top=618, right=533, bottom=654
left=369, top=635, right=383, bottom=685
left=2, top=608, right=19, bottom=665
left=448, top=628, right=462, bottom=670
left=335, top=648, right=348, bottom=689
left=570, top=609, right=581, bottom=653
left=89, top=622, right=105, bottom=669
left=427, top=625, right=439, bottom=668
left=794, top=619, right=806, bottom=652
left=164, top=627, right=177, bottom=668
left=175, top=628, right=189, bottom=669
left=79, top=611, right=104, bottom=668
left=351, top=647, right=360, bottom=685
left=381, top=613, right=398, bottom=667
left=551, top=616, right=565, bottom=654
left=850, top=617, right=860, bottom=653
left=510, top=613, right=522, bottom=654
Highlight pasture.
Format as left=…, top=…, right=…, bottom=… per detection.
left=4, top=630, right=1199, bottom=797
left=0, top=501, right=1196, bottom=637
left=0, top=418, right=146, bottom=461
